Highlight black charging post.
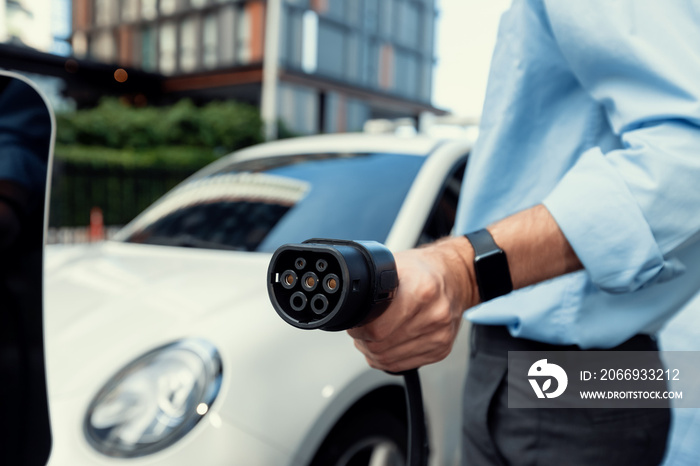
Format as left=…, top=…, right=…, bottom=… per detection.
left=268, top=239, right=429, bottom=466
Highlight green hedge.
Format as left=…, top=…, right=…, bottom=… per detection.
left=50, top=98, right=265, bottom=227
left=55, top=98, right=264, bottom=167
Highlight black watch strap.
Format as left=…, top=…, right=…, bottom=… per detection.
left=465, top=229, right=513, bottom=302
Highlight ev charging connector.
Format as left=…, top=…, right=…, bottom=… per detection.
left=268, top=239, right=398, bottom=331
left=267, top=239, right=429, bottom=466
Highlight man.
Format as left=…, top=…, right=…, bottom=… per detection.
left=348, top=0, right=700, bottom=464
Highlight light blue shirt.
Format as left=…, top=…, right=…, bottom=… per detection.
left=455, top=0, right=700, bottom=349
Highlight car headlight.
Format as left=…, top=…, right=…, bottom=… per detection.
left=84, top=338, right=222, bottom=458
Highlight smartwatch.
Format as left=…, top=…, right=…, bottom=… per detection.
left=464, top=229, right=513, bottom=302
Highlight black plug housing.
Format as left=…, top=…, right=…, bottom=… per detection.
left=267, top=239, right=398, bottom=331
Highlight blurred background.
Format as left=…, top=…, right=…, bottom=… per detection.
left=0, top=0, right=508, bottom=240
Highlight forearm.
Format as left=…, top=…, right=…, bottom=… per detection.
left=348, top=204, right=582, bottom=372
left=447, top=204, right=582, bottom=308
left=488, top=204, right=582, bottom=291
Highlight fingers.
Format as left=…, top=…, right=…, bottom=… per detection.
left=346, top=239, right=473, bottom=373
left=349, top=298, right=463, bottom=372
left=347, top=252, right=444, bottom=342
left=352, top=322, right=461, bottom=373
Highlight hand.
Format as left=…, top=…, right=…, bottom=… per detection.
left=347, top=236, right=478, bottom=373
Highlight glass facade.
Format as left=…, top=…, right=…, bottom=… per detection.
left=275, top=0, right=437, bottom=134
left=76, top=0, right=437, bottom=136
left=281, top=0, right=435, bottom=102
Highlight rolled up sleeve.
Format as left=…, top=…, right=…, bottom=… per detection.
left=542, top=0, right=700, bottom=293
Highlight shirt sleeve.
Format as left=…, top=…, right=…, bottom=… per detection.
left=541, top=0, right=700, bottom=293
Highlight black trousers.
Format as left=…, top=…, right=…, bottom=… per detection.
left=461, top=325, right=671, bottom=466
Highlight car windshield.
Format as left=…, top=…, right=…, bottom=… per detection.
left=118, top=152, right=425, bottom=252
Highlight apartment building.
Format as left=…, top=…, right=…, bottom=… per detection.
left=71, top=0, right=443, bottom=136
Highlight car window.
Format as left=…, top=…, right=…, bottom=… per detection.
left=119, top=152, right=425, bottom=252
left=416, top=156, right=468, bottom=246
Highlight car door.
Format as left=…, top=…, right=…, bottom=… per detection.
left=416, top=156, right=468, bottom=246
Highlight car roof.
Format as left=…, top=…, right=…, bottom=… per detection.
left=193, top=133, right=448, bottom=178
left=232, top=133, right=442, bottom=160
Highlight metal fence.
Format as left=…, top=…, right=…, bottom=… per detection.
left=49, top=160, right=196, bottom=229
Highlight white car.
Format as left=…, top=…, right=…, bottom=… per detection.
left=45, top=134, right=473, bottom=466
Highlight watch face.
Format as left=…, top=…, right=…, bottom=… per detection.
left=476, top=250, right=513, bottom=301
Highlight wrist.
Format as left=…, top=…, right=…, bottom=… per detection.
left=488, top=204, right=582, bottom=289
left=428, top=236, right=480, bottom=310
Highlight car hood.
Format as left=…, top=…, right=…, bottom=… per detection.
left=45, top=241, right=285, bottom=394
left=46, top=241, right=270, bottom=328
left=45, top=241, right=388, bottom=458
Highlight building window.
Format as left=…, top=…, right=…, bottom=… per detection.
left=395, top=50, right=418, bottom=96
left=203, top=13, right=219, bottom=69
left=180, top=17, right=198, bottom=72
left=160, top=0, right=178, bottom=16
left=283, top=8, right=303, bottom=68
left=359, top=38, right=372, bottom=85
left=323, top=91, right=347, bottom=133
left=420, top=58, right=432, bottom=101
left=122, top=0, right=139, bottom=22
left=347, top=98, right=369, bottom=132
left=325, top=0, right=344, bottom=18
left=219, top=4, right=237, bottom=66
left=345, top=0, right=362, bottom=25
left=118, top=26, right=134, bottom=65
left=73, top=31, right=88, bottom=57
left=95, top=0, right=115, bottom=27
left=378, top=43, right=394, bottom=90
left=316, top=20, right=344, bottom=77
left=301, top=10, right=318, bottom=73
left=159, top=21, right=177, bottom=75
left=141, top=26, right=157, bottom=71
left=92, top=30, right=116, bottom=62
left=422, top=9, right=434, bottom=55
left=379, top=0, right=394, bottom=39
left=397, top=1, right=420, bottom=49
left=364, top=0, right=378, bottom=34
left=142, top=0, right=157, bottom=20
left=278, top=83, right=318, bottom=134
left=345, top=33, right=359, bottom=82
left=236, top=7, right=251, bottom=64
